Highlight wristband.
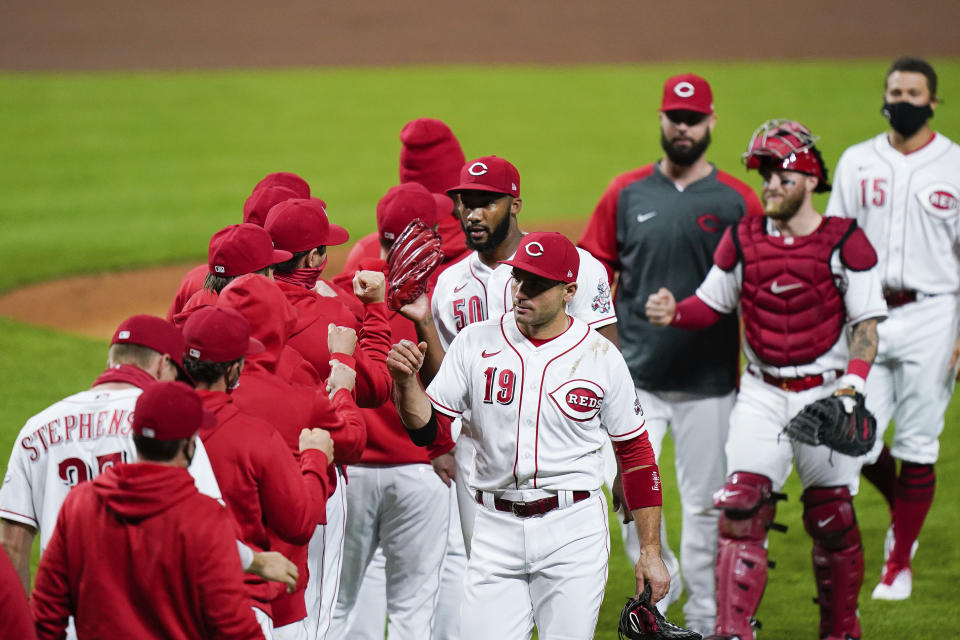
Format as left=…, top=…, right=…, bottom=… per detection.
left=846, top=358, right=871, bottom=380
left=621, top=465, right=663, bottom=510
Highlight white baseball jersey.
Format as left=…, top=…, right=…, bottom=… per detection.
left=826, top=132, right=960, bottom=294
left=431, top=245, right=615, bottom=350
left=695, top=218, right=887, bottom=379
left=426, top=312, right=645, bottom=492
left=0, top=387, right=222, bottom=553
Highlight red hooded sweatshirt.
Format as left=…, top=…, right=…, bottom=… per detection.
left=166, top=263, right=208, bottom=322
left=217, top=274, right=366, bottom=626
left=32, top=463, right=262, bottom=640
left=197, top=390, right=332, bottom=613
left=277, top=277, right=393, bottom=408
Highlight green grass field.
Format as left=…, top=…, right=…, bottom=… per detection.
left=2, top=59, right=959, bottom=638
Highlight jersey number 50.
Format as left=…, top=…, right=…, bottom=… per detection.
left=453, top=296, right=484, bottom=331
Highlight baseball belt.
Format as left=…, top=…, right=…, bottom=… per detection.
left=475, top=490, right=591, bottom=518
left=756, top=369, right=843, bottom=392
left=883, top=289, right=918, bottom=308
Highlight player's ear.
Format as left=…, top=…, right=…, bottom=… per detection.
left=707, top=113, right=717, bottom=133
left=510, top=197, right=522, bottom=215
left=563, top=282, right=578, bottom=303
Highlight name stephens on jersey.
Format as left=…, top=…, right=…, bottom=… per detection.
left=19, top=407, right=133, bottom=461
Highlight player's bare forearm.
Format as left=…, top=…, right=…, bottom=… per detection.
left=848, top=318, right=879, bottom=364
left=1, top=518, right=36, bottom=591
left=391, top=377, right=433, bottom=429
left=414, top=321, right=446, bottom=386
left=631, top=505, right=670, bottom=602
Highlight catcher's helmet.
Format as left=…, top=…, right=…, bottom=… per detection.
left=743, top=119, right=830, bottom=192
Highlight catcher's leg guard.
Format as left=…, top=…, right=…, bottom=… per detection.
left=802, top=486, right=863, bottom=640
left=712, top=472, right=786, bottom=640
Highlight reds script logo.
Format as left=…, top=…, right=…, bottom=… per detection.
left=548, top=379, right=605, bottom=421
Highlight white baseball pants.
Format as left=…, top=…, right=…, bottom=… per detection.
left=460, top=491, right=609, bottom=640
left=865, top=294, right=959, bottom=464
left=329, top=464, right=448, bottom=640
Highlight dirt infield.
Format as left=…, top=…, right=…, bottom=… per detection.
left=1, top=1, right=957, bottom=71
left=2, top=1, right=955, bottom=338
left=0, top=220, right=587, bottom=339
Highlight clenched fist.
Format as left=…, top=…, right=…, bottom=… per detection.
left=299, top=427, right=335, bottom=465
left=644, top=287, right=677, bottom=327
left=386, top=340, right=427, bottom=383
left=328, top=324, right=357, bottom=356
left=354, top=269, right=386, bottom=304
left=326, top=360, right=357, bottom=397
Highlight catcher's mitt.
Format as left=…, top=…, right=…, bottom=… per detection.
left=385, top=220, right=445, bottom=310
left=783, top=389, right=876, bottom=457
left=618, top=584, right=701, bottom=640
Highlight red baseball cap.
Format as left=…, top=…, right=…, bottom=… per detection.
left=500, top=232, right=579, bottom=284
left=132, top=381, right=215, bottom=441
left=447, top=156, right=520, bottom=198
left=182, top=306, right=264, bottom=363
left=253, top=172, right=311, bottom=199
left=265, top=198, right=350, bottom=253
left=399, top=118, right=466, bottom=194
left=660, top=74, right=714, bottom=115
left=208, top=224, right=293, bottom=277
left=243, top=185, right=300, bottom=227
left=112, top=314, right=187, bottom=370
left=377, top=183, right=451, bottom=242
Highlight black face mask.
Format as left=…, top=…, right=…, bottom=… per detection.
left=882, top=101, right=933, bottom=137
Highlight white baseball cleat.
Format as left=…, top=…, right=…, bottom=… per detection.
left=882, top=524, right=918, bottom=563
left=871, top=563, right=912, bottom=600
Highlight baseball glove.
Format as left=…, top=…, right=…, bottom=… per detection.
left=618, top=584, right=702, bottom=640
left=385, top=220, right=445, bottom=310
left=783, top=389, right=876, bottom=457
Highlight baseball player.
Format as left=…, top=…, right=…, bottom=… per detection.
left=215, top=273, right=366, bottom=640
left=327, top=183, right=453, bottom=640
left=646, top=120, right=886, bottom=640
left=166, top=171, right=307, bottom=321
left=407, top=155, right=615, bottom=638
left=31, top=381, right=264, bottom=639
left=389, top=232, right=668, bottom=640
left=182, top=305, right=337, bottom=637
left=826, top=56, right=960, bottom=601
left=173, top=222, right=293, bottom=324
left=265, top=197, right=393, bottom=408
left=0, top=314, right=221, bottom=591
left=578, top=72, right=763, bottom=634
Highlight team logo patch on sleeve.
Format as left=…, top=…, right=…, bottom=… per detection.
left=549, top=379, right=605, bottom=421
left=591, top=281, right=612, bottom=313
left=634, top=396, right=644, bottom=416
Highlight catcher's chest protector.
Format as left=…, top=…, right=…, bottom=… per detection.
left=736, top=216, right=851, bottom=367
